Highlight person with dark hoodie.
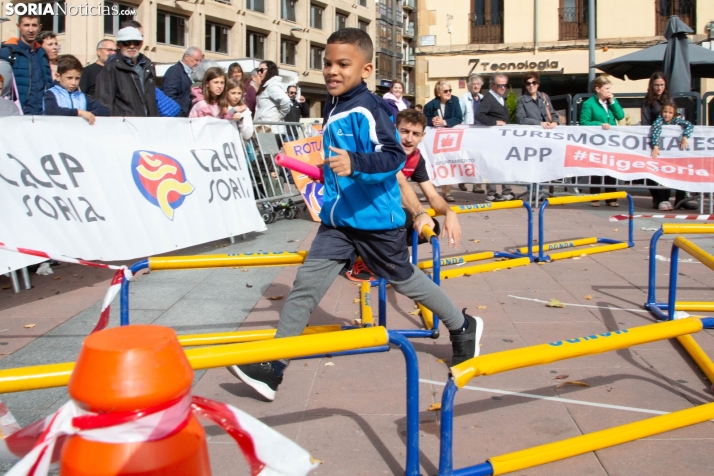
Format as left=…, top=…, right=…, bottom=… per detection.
left=43, top=55, right=110, bottom=123
left=0, top=14, right=52, bottom=115
left=227, top=28, right=483, bottom=402
left=95, top=26, right=158, bottom=117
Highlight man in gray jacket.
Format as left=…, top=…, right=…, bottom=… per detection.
left=458, top=73, right=485, bottom=193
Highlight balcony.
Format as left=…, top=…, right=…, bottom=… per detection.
left=403, top=58, right=415, bottom=68
left=469, top=12, right=503, bottom=44
left=558, top=6, right=589, bottom=40
left=404, top=25, right=415, bottom=38
left=402, top=0, right=414, bottom=11
left=655, top=0, right=695, bottom=36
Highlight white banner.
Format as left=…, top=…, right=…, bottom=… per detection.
left=420, top=125, right=714, bottom=192
left=0, top=117, right=266, bottom=270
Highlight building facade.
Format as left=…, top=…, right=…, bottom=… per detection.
left=0, top=0, right=377, bottom=116
left=374, top=0, right=417, bottom=104
left=415, top=0, right=714, bottom=119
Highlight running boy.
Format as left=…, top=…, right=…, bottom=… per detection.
left=43, top=55, right=110, bottom=122
left=230, top=28, right=483, bottom=401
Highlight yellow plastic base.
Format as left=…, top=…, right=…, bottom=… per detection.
left=441, top=257, right=531, bottom=279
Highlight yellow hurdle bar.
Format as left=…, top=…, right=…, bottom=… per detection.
left=425, top=201, right=524, bottom=217
left=418, top=304, right=434, bottom=331
left=517, top=237, right=597, bottom=255
left=0, top=327, right=389, bottom=394
left=149, top=250, right=309, bottom=270
left=451, top=317, right=704, bottom=388
left=177, top=325, right=342, bottom=347
left=441, top=257, right=531, bottom=279
left=546, top=192, right=627, bottom=206
left=548, top=242, right=629, bottom=261
left=418, top=251, right=495, bottom=270
left=422, top=225, right=438, bottom=241
left=674, top=302, right=714, bottom=312
left=360, top=282, right=374, bottom=326
left=676, top=334, right=714, bottom=384
left=662, top=223, right=714, bottom=235
left=674, top=236, right=714, bottom=273
left=489, top=400, right=714, bottom=475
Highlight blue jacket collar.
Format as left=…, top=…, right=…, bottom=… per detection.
left=329, top=81, right=368, bottom=102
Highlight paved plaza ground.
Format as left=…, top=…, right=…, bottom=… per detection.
left=1, top=188, right=714, bottom=475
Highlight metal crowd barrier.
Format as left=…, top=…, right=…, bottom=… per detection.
left=519, top=192, right=634, bottom=262
left=438, top=317, right=714, bottom=475
left=646, top=224, right=714, bottom=320
left=0, top=326, right=422, bottom=476
left=246, top=120, right=313, bottom=222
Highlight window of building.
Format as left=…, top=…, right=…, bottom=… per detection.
left=558, top=0, right=592, bottom=40
left=157, top=11, right=187, bottom=47
left=656, top=0, right=695, bottom=35
left=310, top=4, right=324, bottom=29
left=310, top=45, right=324, bottom=70
left=281, top=0, right=297, bottom=22
left=247, top=0, right=265, bottom=13
left=205, top=22, right=229, bottom=53
left=104, top=2, right=136, bottom=36
left=281, top=38, right=297, bottom=65
left=247, top=31, right=266, bottom=59
left=470, top=0, right=503, bottom=44
left=359, top=0, right=367, bottom=6
left=39, top=2, right=66, bottom=33
left=335, top=12, right=348, bottom=31
left=377, top=20, right=392, bottom=52
left=358, top=20, right=369, bottom=32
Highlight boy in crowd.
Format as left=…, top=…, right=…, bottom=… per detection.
left=43, top=55, right=110, bottom=123
left=230, top=28, right=483, bottom=401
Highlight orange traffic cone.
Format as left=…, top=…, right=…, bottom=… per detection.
left=60, top=325, right=211, bottom=476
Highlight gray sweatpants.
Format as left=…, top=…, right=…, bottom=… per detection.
left=275, top=259, right=464, bottom=341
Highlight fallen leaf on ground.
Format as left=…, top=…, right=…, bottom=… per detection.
left=546, top=298, right=565, bottom=308
left=613, top=228, right=618, bottom=232
left=72, top=274, right=78, bottom=277
left=246, top=284, right=253, bottom=288
left=556, top=381, right=590, bottom=389
left=428, top=403, right=441, bottom=411
left=583, top=295, right=592, bottom=300
left=310, top=456, right=324, bottom=465
left=436, top=358, right=446, bottom=363
left=353, top=298, right=360, bottom=303
left=573, top=257, right=581, bottom=260
left=349, top=283, right=360, bottom=287
left=472, top=239, right=480, bottom=243
left=53, top=276, right=61, bottom=280
left=23, top=324, right=36, bottom=328
left=265, top=295, right=284, bottom=301
left=352, top=319, right=362, bottom=326
left=538, top=262, right=546, bottom=266
left=554, top=374, right=569, bottom=380
left=324, top=362, right=334, bottom=367
left=287, top=240, right=298, bottom=243
left=1, top=285, right=10, bottom=290
left=408, top=309, right=421, bottom=315
left=241, top=269, right=249, bottom=272
left=477, top=305, right=487, bottom=310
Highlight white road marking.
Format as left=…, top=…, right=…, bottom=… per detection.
left=507, top=295, right=650, bottom=312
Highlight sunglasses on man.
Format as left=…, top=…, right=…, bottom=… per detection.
left=119, top=41, right=142, bottom=48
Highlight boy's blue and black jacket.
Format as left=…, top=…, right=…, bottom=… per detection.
left=320, top=81, right=406, bottom=231
left=43, top=82, right=111, bottom=117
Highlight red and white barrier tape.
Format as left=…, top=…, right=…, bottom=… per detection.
left=0, top=394, right=317, bottom=476
left=0, top=243, right=131, bottom=333
left=609, top=214, right=714, bottom=222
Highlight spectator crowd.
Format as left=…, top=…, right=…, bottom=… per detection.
left=0, top=14, right=698, bottom=212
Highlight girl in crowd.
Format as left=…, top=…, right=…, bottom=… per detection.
left=254, top=60, right=291, bottom=122
left=424, top=80, right=463, bottom=202
left=642, top=72, right=695, bottom=210
left=649, top=102, right=693, bottom=208
left=515, top=72, right=559, bottom=129
left=189, top=67, right=228, bottom=118
left=228, top=62, right=243, bottom=80
left=37, top=31, right=59, bottom=77
left=383, top=79, right=410, bottom=122
left=224, top=78, right=254, bottom=142
left=579, top=75, right=624, bottom=207
left=190, top=59, right=220, bottom=105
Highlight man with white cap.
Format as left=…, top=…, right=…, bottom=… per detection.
left=96, top=26, right=158, bottom=117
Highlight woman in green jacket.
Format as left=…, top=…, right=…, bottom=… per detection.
left=579, top=76, right=625, bottom=207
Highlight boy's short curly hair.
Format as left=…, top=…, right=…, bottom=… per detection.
left=396, top=109, right=427, bottom=131
left=57, top=55, right=83, bottom=75
left=326, top=28, right=373, bottom=62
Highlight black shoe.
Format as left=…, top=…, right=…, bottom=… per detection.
left=681, top=201, right=698, bottom=210
left=449, top=309, right=484, bottom=367
left=228, top=362, right=283, bottom=401
left=458, top=183, right=467, bottom=191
